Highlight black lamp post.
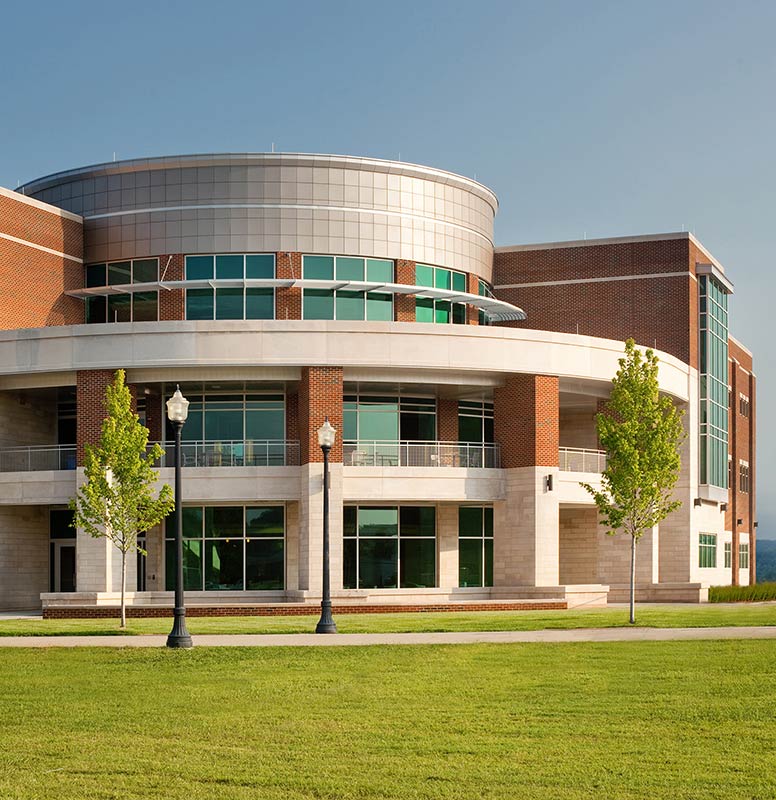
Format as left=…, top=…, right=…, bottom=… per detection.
left=166, top=385, right=193, bottom=649
left=315, top=418, right=337, bottom=634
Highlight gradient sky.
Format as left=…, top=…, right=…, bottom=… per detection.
left=1, top=0, right=773, bottom=534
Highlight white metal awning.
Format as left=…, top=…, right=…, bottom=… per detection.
left=66, top=278, right=526, bottom=322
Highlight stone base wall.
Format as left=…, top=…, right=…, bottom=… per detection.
left=0, top=506, right=49, bottom=610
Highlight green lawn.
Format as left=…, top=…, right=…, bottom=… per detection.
left=0, top=642, right=774, bottom=799
left=0, top=603, right=774, bottom=637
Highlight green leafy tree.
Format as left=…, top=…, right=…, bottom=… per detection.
left=582, top=339, right=684, bottom=624
left=70, top=370, right=174, bottom=628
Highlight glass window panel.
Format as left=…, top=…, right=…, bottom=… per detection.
left=343, top=539, right=357, bottom=588
left=246, top=539, right=284, bottom=589
left=366, top=292, right=393, bottom=320
left=484, top=508, right=493, bottom=538
left=303, top=289, right=334, bottom=319
left=459, top=539, right=483, bottom=587
left=343, top=409, right=358, bottom=440
left=358, top=507, right=398, bottom=537
left=86, top=296, right=106, bottom=324
left=182, top=409, right=203, bottom=442
left=107, top=295, right=131, bottom=322
left=415, top=265, right=434, bottom=288
left=216, top=288, right=244, bottom=319
left=367, top=259, right=393, bottom=282
left=205, top=409, right=243, bottom=441
left=484, top=538, right=494, bottom=586
left=133, top=292, right=158, bottom=322
left=358, top=539, right=398, bottom=588
left=435, top=301, right=451, bottom=324
left=452, top=272, right=466, bottom=292
left=336, top=257, right=364, bottom=280
left=246, top=254, right=275, bottom=278
left=304, top=256, right=334, bottom=279
left=183, top=506, right=203, bottom=538
left=459, top=415, right=482, bottom=443
left=86, top=264, right=106, bottom=287
left=165, top=539, right=203, bottom=591
left=246, top=506, right=284, bottom=537
left=400, top=506, right=435, bottom=537
left=186, top=255, right=214, bottom=280
left=452, top=303, right=466, bottom=324
left=205, top=506, right=243, bottom=539
left=343, top=506, right=357, bottom=536
left=400, top=412, right=435, bottom=441
left=415, top=297, right=434, bottom=322
left=336, top=290, right=365, bottom=320
left=186, top=289, right=214, bottom=320
left=216, top=254, right=244, bottom=279
left=246, top=288, right=274, bottom=319
left=132, top=259, right=158, bottom=283
left=400, top=539, right=435, bottom=587
left=108, top=261, right=131, bottom=285
left=205, top=539, right=243, bottom=590
left=459, top=507, right=483, bottom=538
left=246, top=410, right=284, bottom=441
left=359, top=409, right=399, bottom=441
left=434, top=269, right=451, bottom=289
left=484, top=417, right=494, bottom=443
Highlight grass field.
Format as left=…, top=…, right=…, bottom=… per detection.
left=1, top=641, right=774, bottom=799
left=0, top=603, right=774, bottom=637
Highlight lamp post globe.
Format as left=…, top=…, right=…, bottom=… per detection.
left=166, top=385, right=193, bottom=649
left=316, top=417, right=338, bottom=634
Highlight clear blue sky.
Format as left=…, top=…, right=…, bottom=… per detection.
left=2, top=0, right=773, bottom=534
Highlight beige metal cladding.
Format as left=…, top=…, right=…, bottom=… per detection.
left=21, top=154, right=498, bottom=280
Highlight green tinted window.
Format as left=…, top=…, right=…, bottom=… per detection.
left=336, top=257, right=364, bottom=280
left=216, top=288, right=244, bottom=319
left=366, top=292, right=393, bottom=320
left=205, top=539, right=243, bottom=590
left=86, top=264, right=106, bottom=287
left=434, top=268, right=451, bottom=289
left=186, top=289, right=214, bottom=320
left=303, top=289, right=335, bottom=319
left=205, top=506, right=244, bottom=538
left=245, top=409, right=284, bottom=441
left=367, top=259, right=393, bottom=282
left=435, top=300, right=450, bottom=324
left=400, top=506, right=435, bottom=537
left=133, top=292, right=158, bottom=322
left=304, top=256, right=334, bottom=279
left=86, top=296, right=106, bottom=324
left=358, top=507, right=398, bottom=537
left=246, top=506, right=284, bottom=537
left=400, top=539, right=435, bottom=588
left=458, top=507, right=483, bottom=537
left=452, top=271, right=466, bottom=292
left=246, top=540, right=283, bottom=589
left=186, top=255, right=214, bottom=280
left=245, top=288, right=274, bottom=319
left=245, top=254, right=275, bottom=278
left=216, top=254, right=244, bottom=279
left=133, top=259, right=158, bottom=283
left=336, top=290, right=365, bottom=320
left=415, top=265, right=434, bottom=287
left=107, top=295, right=131, bottom=322
left=108, top=261, right=131, bottom=285
left=416, top=297, right=434, bottom=322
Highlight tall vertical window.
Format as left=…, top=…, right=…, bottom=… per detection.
left=302, top=256, right=394, bottom=320
left=739, top=542, right=750, bottom=570
left=458, top=507, right=494, bottom=587
left=699, top=276, right=729, bottom=488
left=185, top=254, right=275, bottom=320
left=165, top=505, right=284, bottom=591
left=724, top=541, right=732, bottom=569
left=85, top=258, right=159, bottom=323
left=739, top=394, right=750, bottom=417
left=343, top=506, right=436, bottom=589
left=415, top=264, right=467, bottom=324
left=698, top=533, right=717, bottom=568
left=739, top=461, right=750, bottom=493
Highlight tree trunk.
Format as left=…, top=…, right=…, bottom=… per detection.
left=120, top=550, right=127, bottom=630
left=629, top=534, right=637, bottom=625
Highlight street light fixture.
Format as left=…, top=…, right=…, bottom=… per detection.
left=166, top=385, right=193, bottom=649
left=315, top=418, right=337, bottom=634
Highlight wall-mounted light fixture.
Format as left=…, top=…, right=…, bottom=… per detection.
left=737, top=518, right=743, bottom=526
left=720, top=503, right=728, bottom=511
left=546, top=475, right=553, bottom=492
left=754, top=521, right=759, bottom=528
left=694, top=498, right=702, bottom=507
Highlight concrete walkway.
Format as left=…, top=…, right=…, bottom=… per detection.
left=0, top=626, right=774, bottom=648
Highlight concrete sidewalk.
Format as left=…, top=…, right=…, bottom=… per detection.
left=0, top=626, right=774, bottom=648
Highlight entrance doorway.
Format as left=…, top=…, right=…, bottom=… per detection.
left=51, top=541, right=76, bottom=592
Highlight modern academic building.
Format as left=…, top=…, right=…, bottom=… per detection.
left=0, top=153, right=756, bottom=614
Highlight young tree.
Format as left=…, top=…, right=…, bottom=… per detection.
left=70, top=370, right=174, bottom=628
left=582, top=339, right=684, bottom=624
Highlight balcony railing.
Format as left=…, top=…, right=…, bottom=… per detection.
left=558, top=447, right=607, bottom=473
left=0, top=444, right=77, bottom=472
left=151, top=440, right=300, bottom=468
left=344, top=440, right=500, bottom=468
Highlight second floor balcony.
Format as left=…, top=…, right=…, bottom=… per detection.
left=344, top=440, right=500, bottom=468
left=558, top=447, right=607, bottom=473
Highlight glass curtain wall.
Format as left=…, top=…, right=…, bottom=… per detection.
left=165, top=505, right=284, bottom=591
left=302, top=256, right=394, bottom=320
left=458, top=507, right=494, bottom=587
left=415, top=264, right=467, bottom=324
left=699, top=276, right=729, bottom=488
left=343, top=506, right=436, bottom=589
left=185, top=254, right=275, bottom=320
left=85, top=258, right=159, bottom=323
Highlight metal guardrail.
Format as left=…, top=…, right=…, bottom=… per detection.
left=150, top=440, right=300, bottom=468
left=344, top=440, right=500, bottom=468
left=558, top=447, right=607, bottom=473
left=0, top=445, right=77, bottom=472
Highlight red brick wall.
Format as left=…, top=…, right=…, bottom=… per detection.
left=467, top=272, right=480, bottom=325
left=298, top=366, right=343, bottom=463
left=286, top=392, right=299, bottom=442
left=437, top=399, right=459, bottom=442
left=493, top=238, right=696, bottom=367
left=0, top=191, right=84, bottom=330
left=494, top=374, right=559, bottom=468
left=158, top=254, right=184, bottom=320
left=276, top=252, right=302, bottom=320
left=394, top=259, right=416, bottom=322
left=76, top=370, right=116, bottom=465
left=145, top=393, right=163, bottom=443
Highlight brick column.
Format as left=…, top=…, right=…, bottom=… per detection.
left=395, top=260, right=415, bottom=322
left=298, top=367, right=343, bottom=464
left=437, top=399, right=459, bottom=442
left=158, top=254, right=185, bottom=320
left=493, top=374, right=560, bottom=588
left=467, top=273, right=480, bottom=326
left=276, top=252, right=302, bottom=320
left=144, top=393, right=164, bottom=443
left=286, top=391, right=299, bottom=457
left=76, top=369, right=115, bottom=465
